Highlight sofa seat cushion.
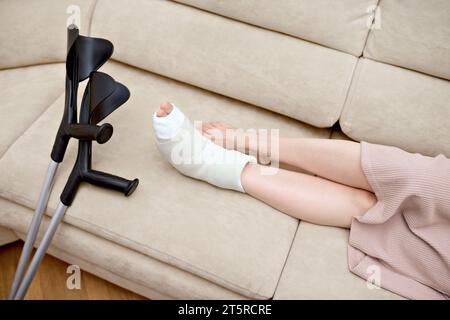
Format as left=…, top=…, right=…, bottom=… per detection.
left=90, top=0, right=357, bottom=128
left=0, top=0, right=96, bottom=69
left=364, top=0, right=450, bottom=80
left=0, top=63, right=65, bottom=157
left=0, top=199, right=247, bottom=299
left=0, top=226, right=17, bottom=246
left=340, top=58, right=450, bottom=158
left=0, top=61, right=330, bottom=299
left=174, top=0, right=378, bottom=56
left=273, top=222, right=404, bottom=299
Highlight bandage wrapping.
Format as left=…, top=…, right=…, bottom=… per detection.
left=152, top=105, right=256, bottom=192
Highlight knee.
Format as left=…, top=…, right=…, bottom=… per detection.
left=353, top=189, right=377, bottom=217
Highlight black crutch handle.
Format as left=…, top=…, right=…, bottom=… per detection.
left=67, top=123, right=113, bottom=144
left=85, top=170, right=139, bottom=196
left=60, top=167, right=139, bottom=206
left=51, top=123, right=114, bottom=162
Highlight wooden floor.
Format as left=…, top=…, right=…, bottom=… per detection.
left=0, top=241, right=145, bottom=300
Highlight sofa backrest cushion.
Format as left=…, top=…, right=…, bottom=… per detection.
left=90, top=0, right=356, bottom=128
left=0, top=0, right=96, bottom=70
left=364, top=0, right=450, bottom=80
left=174, top=0, right=378, bottom=57
left=340, top=58, right=450, bottom=157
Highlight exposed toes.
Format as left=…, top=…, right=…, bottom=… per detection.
left=156, top=102, right=173, bottom=117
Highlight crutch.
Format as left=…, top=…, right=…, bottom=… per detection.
left=9, top=25, right=137, bottom=299
left=13, top=70, right=138, bottom=300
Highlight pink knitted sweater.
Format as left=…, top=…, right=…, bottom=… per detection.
left=349, top=142, right=450, bottom=300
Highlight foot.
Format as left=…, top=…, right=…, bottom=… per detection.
left=152, top=102, right=256, bottom=192
left=201, top=122, right=272, bottom=164
left=201, top=122, right=238, bottom=149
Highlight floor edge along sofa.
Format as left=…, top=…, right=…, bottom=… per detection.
left=1, top=0, right=449, bottom=299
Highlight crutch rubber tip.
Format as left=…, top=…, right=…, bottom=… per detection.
left=125, top=178, right=139, bottom=197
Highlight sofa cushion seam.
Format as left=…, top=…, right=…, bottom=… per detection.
left=361, top=0, right=381, bottom=58
left=336, top=56, right=359, bottom=127
left=272, top=219, right=301, bottom=299
left=88, top=0, right=99, bottom=36
left=340, top=57, right=365, bottom=136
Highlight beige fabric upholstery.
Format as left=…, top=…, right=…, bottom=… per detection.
left=0, top=61, right=330, bottom=299
left=90, top=0, right=356, bottom=128
left=0, top=226, right=17, bottom=246
left=0, top=0, right=96, bottom=69
left=2, top=0, right=446, bottom=300
left=331, top=128, right=353, bottom=141
left=0, top=199, right=246, bottom=299
left=174, top=0, right=378, bottom=56
left=273, top=222, right=404, bottom=300
left=0, top=64, right=65, bottom=156
left=340, top=58, right=450, bottom=157
left=46, top=246, right=173, bottom=300
left=364, top=0, right=450, bottom=80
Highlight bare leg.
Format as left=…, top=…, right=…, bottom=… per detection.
left=276, top=138, right=371, bottom=192
left=202, top=124, right=371, bottom=192
left=241, top=163, right=376, bottom=228
left=153, top=104, right=375, bottom=228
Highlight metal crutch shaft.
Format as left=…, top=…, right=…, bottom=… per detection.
left=13, top=202, right=68, bottom=300
left=8, top=160, right=59, bottom=300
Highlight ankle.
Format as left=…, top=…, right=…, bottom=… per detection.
left=240, top=162, right=259, bottom=193
left=239, top=132, right=272, bottom=165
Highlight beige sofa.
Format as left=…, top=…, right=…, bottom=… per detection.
left=0, top=0, right=448, bottom=299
